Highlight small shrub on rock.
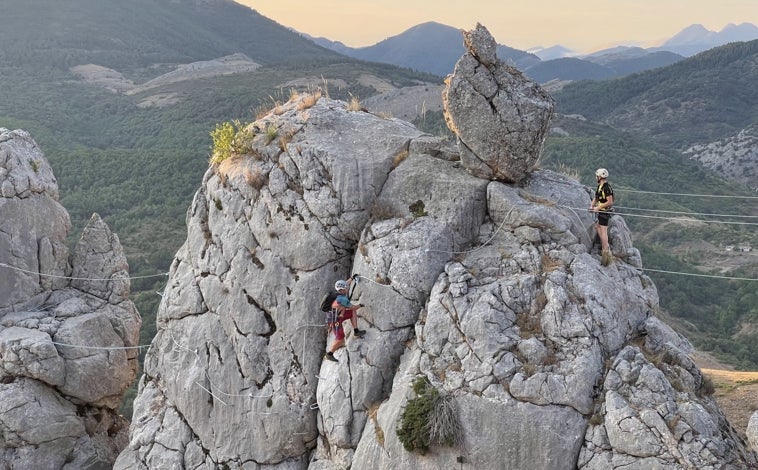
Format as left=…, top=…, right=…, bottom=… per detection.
left=396, top=377, right=462, bottom=454
left=210, top=120, right=255, bottom=165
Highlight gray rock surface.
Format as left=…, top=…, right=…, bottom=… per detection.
left=442, top=23, right=555, bottom=183
left=118, top=85, right=755, bottom=469
left=684, top=124, right=758, bottom=192
left=748, top=411, right=758, bottom=452
left=0, top=128, right=141, bottom=469
left=0, top=129, right=70, bottom=306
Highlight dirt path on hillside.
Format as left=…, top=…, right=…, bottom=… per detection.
left=701, top=368, right=758, bottom=438
left=693, top=351, right=758, bottom=440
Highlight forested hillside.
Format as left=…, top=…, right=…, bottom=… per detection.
left=554, top=40, right=758, bottom=148
left=0, top=0, right=344, bottom=70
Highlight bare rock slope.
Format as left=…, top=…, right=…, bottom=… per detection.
left=116, top=25, right=756, bottom=470
left=0, top=129, right=142, bottom=468
left=684, top=124, right=758, bottom=192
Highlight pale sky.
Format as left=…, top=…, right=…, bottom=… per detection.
left=236, top=0, right=757, bottom=53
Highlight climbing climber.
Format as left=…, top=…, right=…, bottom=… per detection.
left=324, top=276, right=366, bottom=362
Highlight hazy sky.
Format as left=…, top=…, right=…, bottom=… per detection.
left=236, top=0, right=757, bottom=53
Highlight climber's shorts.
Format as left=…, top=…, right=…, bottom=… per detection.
left=340, top=309, right=354, bottom=322
left=597, top=211, right=612, bottom=227
left=332, top=309, right=354, bottom=341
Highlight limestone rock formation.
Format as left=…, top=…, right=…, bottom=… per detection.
left=748, top=411, right=758, bottom=452
left=442, top=23, right=555, bottom=183
left=0, top=128, right=141, bottom=469
left=116, top=81, right=755, bottom=469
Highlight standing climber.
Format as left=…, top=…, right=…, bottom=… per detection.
left=590, top=168, right=614, bottom=266
left=324, top=277, right=366, bottom=362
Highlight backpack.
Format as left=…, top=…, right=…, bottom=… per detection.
left=321, top=290, right=340, bottom=332
left=320, top=290, right=339, bottom=312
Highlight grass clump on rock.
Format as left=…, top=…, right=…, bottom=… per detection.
left=396, top=377, right=463, bottom=454
left=209, top=120, right=255, bottom=165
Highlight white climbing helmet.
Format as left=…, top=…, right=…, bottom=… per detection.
left=335, top=280, right=348, bottom=291
left=595, top=168, right=609, bottom=179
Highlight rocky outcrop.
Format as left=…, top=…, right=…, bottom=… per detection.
left=684, top=124, right=758, bottom=192
left=117, top=25, right=754, bottom=470
left=748, top=411, right=758, bottom=452
left=442, top=23, right=555, bottom=183
left=0, top=128, right=141, bottom=469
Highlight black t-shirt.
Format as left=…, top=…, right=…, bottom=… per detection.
left=595, top=182, right=614, bottom=211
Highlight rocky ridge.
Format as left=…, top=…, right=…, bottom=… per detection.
left=684, top=124, right=758, bottom=192
left=115, top=25, right=756, bottom=470
left=0, top=128, right=142, bottom=469
left=70, top=53, right=261, bottom=108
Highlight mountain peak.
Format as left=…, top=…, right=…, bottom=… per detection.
left=527, top=44, right=577, bottom=60
left=663, top=24, right=714, bottom=46
left=661, top=22, right=758, bottom=55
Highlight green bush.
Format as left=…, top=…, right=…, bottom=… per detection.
left=396, top=377, right=462, bottom=454
left=209, top=121, right=237, bottom=165
left=409, top=200, right=427, bottom=218
left=209, top=120, right=255, bottom=165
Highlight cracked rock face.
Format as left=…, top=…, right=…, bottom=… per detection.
left=0, top=128, right=141, bottom=469
left=117, top=91, right=755, bottom=470
left=442, top=23, right=555, bottom=183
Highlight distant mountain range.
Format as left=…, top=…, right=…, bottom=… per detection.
left=308, top=22, right=540, bottom=77
left=654, top=22, right=758, bottom=56
left=306, top=22, right=758, bottom=83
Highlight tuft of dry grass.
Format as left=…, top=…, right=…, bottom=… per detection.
left=540, top=253, right=563, bottom=273
left=516, top=312, right=542, bottom=338
left=666, top=414, right=681, bottom=434
left=245, top=167, right=268, bottom=190
left=698, top=376, right=716, bottom=397
left=522, top=362, right=537, bottom=377
left=216, top=156, right=268, bottom=190
left=425, top=392, right=463, bottom=448
left=368, top=201, right=400, bottom=222
left=265, top=124, right=278, bottom=145
left=254, top=93, right=286, bottom=119
left=368, top=403, right=385, bottom=447
left=346, top=93, right=361, bottom=112
left=297, top=89, right=322, bottom=110
left=217, top=155, right=245, bottom=179
left=320, top=76, right=331, bottom=99
left=278, top=130, right=294, bottom=152
left=554, top=163, right=581, bottom=182
left=392, top=149, right=409, bottom=168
